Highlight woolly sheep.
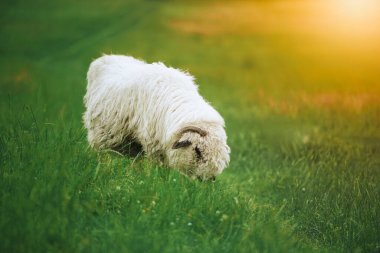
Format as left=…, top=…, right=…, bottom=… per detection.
left=83, top=55, right=230, bottom=180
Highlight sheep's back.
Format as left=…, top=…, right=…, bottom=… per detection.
left=84, top=55, right=224, bottom=152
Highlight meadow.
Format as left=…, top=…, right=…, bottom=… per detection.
left=1, top=0, right=379, bottom=252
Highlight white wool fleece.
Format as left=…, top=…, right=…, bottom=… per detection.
left=83, top=55, right=230, bottom=180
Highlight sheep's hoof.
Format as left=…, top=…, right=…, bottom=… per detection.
left=196, top=176, right=216, bottom=182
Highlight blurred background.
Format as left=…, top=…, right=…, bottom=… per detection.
left=1, top=0, right=379, bottom=252
left=2, top=0, right=380, bottom=134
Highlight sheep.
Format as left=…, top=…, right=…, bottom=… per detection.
left=83, top=55, right=230, bottom=180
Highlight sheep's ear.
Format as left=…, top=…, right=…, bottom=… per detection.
left=180, top=126, right=207, bottom=137
left=172, top=140, right=192, bottom=149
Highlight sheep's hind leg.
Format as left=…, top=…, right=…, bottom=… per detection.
left=112, top=138, right=143, bottom=157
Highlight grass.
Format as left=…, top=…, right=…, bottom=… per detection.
left=1, top=0, right=380, bottom=252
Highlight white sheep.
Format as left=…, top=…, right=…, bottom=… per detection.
left=83, top=55, right=230, bottom=180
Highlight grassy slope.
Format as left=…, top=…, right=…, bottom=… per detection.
left=1, top=0, right=379, bottom=252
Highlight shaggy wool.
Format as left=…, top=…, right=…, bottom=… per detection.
left=83, top=55, right=230, bottom=180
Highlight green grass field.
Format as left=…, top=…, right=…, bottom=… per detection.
left=1, top=0, right=380, bottom=252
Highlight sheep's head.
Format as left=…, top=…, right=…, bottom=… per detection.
left=166, top=123, right=230, bottom=181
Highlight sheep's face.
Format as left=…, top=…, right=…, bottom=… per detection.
left=167, top=125, right=230, bottom=181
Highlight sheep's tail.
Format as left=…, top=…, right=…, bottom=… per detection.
left=86, top=56, right=107, bottom=90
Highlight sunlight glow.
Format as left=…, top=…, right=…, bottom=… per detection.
left=330, top=0, right=380, bottom=38
left=339, top=0, right=376, bottom=18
